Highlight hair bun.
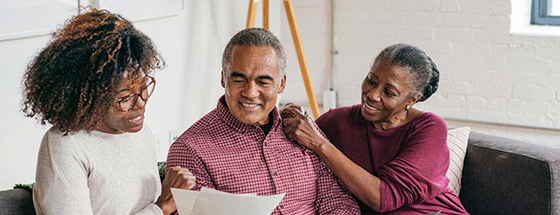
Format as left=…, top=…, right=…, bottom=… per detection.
left=419, top=58, right=439, bottom=102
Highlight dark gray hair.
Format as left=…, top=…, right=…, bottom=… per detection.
left=373, top=43, right=440, bottom=102
left=222, top=28, right=286, bottom=78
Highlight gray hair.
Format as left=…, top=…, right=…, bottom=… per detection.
left=373, top=43, right=440, bottom=102
left=221, top=28, right=286, bottom=78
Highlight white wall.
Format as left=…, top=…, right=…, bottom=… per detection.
left=285, top=0, right=560, bottom=146
left=0, top=0, right=281, bottom=191
left=0, top=11, right=192, bottom=191
left=0, top=35, right=52, bottom=191
left=5, top=0, right=558, bottom=191
left=280, top=0, right=332, bottom=106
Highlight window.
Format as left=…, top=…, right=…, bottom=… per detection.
left=532, top=0, right=560, bottom=26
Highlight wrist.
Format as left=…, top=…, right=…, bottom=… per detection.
left=156, top=196, right=175, bottom=215
left=312, top=138, right=332, bottom=156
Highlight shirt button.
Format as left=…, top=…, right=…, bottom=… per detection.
left=279, top=205, right=284, bottom=209
left=264, top=142, right=267, bottom=146
left=273, top=172, right=278, bottom=176
left=241, top=130, right=245, bottom=135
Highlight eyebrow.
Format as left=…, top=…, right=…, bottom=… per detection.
left=256, top=75, right=275, bottom=82
left=117, top=88, right=132, bottom=94
left=230, top=72, right=275, bottom=82
left=369, top=72, right=401, bottom=93
left=230, top=72, right=246, bottom=78
left=385, top=80, right=403, bottom=95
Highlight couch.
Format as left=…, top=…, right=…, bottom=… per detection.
left=1, top=131, right=559, bottom=215
left=459, top=131, right=560, bottom=215
left=0, top=188, right=34, bottom=215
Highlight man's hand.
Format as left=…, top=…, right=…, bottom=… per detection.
left=156, top=166, right=196, bottom=214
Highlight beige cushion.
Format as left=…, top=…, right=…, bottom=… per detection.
left=446, top=127, right=470, bottom=195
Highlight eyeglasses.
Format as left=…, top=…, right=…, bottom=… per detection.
left=116, top=76, right=156, bottom=112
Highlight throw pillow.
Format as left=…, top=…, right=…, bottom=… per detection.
left=446, top=127, right=470, bottom=196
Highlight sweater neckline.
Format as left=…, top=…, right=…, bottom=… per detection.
left=89, top=128, right=141, bottom=138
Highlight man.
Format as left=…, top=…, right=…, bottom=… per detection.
left=166, top=28, right=359, bottom=214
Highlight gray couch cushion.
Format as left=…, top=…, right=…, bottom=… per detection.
left=0, top=188, right=35, bottom=215
left=459, top=131, right=560, bottom=215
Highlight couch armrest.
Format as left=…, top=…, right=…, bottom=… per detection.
left=0, top=188, right=35, bottom=215
left=459, top=131, right=560, bottom=215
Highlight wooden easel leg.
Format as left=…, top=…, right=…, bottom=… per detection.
left=263, top=0, right=269, bottom=30
left=283, top=0, right=320, bottom=119
left=246, top=0, right=258, bottom=28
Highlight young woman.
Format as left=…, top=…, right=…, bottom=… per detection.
left=23, top=9, right=195, bottom=215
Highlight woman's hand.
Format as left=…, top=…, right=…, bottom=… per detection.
left=280, top=103, right=308, bottom=119
left=281, top=104, right=327, bottom=151
left=156, top=166, right=196, bottom=214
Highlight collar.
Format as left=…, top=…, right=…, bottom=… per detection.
left=216, top=95, right=282, bottom=134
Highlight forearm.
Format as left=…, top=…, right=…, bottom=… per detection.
left=314, top=140, right=382, bottom=212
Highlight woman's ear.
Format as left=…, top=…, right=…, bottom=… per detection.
left=407, top=94, right=421, bottom=109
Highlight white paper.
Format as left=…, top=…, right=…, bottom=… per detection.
left=170, top=189, right=199, bottom=215
left=171, top=187, right=285, bottom=215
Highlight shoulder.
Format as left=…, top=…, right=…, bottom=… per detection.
left=410, top=112, right=447, bottom=133
left=36, top=128, right=93, bottom=170
left=170, top=109, right=221, bottom=151
left=403, top=112, right=448, bottom=148
left=166, top=117, right=217, bottom=168
left=41, top=127, right=89, bottom=152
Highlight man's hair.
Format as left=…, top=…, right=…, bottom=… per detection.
left=373, top=43, right=440, bottom=102
left=221, top=28, right=286, bottom=77
left=22, top=8, right=164, bottom=135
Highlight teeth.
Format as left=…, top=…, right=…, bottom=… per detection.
left=364, top=102, right=380, bottom=111
left=241, top=103, right=258, bottom=108
left=132, top=115, right=142, bottom=120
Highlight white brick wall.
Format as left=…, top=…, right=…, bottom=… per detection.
left=332, top=0, right=560, bottom=131
left=280, top=0, right=331, bottom=105
left=283, top=0, right=560, bottom=146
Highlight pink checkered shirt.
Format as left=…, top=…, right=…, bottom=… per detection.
left=166, top=96, right=359, bottom=215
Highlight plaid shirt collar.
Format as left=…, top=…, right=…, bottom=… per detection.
left=216, top=95, right=282, bottom=134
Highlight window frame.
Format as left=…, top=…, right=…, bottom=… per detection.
left=532, top=0, right=560, bottom=26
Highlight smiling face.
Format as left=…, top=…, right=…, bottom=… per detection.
left=361, top=61, right=418, bottom=124
left=96, top=74, right=151, bottom=134
left=222, top=45, right=286, bottom=125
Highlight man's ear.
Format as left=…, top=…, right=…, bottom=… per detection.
left=278, top=74, right=287, bottom=94
left=221, top=71, right=225, bottom=88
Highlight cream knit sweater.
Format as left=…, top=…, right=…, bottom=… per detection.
left=33, top=126, right=163, bottom=215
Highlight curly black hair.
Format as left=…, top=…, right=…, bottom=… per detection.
left=22, top=8, right=164, bottom=135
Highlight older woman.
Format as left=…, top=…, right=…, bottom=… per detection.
left=23, top=9, right=195, bottom=215
left=282, top=44, right=468, bottom=214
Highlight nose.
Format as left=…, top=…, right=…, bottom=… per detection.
left=241, top=81, right=259, bottom=99
left=131, top=95, right=147, bottom=110
left=367, top=87, right=382, bottom=102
